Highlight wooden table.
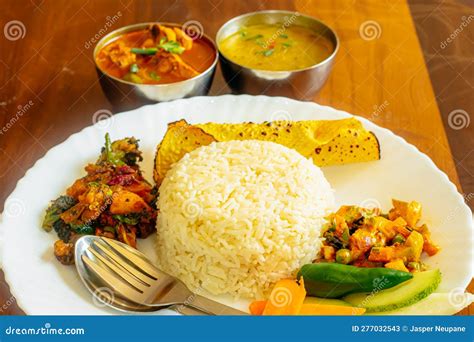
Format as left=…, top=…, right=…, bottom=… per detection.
left=0, top=0, right=472, bottom=315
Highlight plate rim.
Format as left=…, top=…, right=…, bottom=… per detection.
left=1, top=94, right=472, bottom=314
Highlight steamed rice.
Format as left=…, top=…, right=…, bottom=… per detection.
left=156, top=140, right=335, bottom=298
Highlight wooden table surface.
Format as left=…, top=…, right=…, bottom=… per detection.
left=0, top=0, right=472, bottom=315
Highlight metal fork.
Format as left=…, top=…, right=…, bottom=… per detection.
left=75, top=236, right=247, bottom=315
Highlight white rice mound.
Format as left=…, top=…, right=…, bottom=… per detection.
left=156, top=140, right=335, bottom=299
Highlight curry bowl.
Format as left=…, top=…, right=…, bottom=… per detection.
left=216, top=11, right=339, bottom=100
left=93, top=22, right=218, bottom=109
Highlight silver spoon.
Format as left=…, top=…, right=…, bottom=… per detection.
left=80, top=271, right=206, bottom=315
left=75, top=236, right=209, bottom=315
left=75, top=235, right=246, bottom=315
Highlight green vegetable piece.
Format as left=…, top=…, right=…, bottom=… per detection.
left=113, top=214, right=140, bottom=225
left=98, top=134, right=142, bottom=166
left=102, top=133, right=125, bottom=166
left=341, top=227, right=350, bottom=247
left=130, top=47, right=158, bottom=55
left=72, top=224, right=94, bottom=235
left=343, top=269, right=441, bottom=312
left=325, top=222, right=336, bottom=233
left=279, top=33, right=288, bottom=38
left=123, top=72, right=143, bottom=84
left=53, top=219, right=73, bottom=242
left=149, top=71, right=161, bottom=81
left=263, top=49, right=274, bottom=57
left=392, top=234, right=406, bottom=244
left=158, top=39, right=185, bottom=54
left=104, top=226, right=116, bottom=234
left=407, top=261, right=421, bottom=271
left=130, top=63, right=139, bottom=73
left=244, top=34, right=263, bottom=41
left=335, top=249, right=351, bottom=264
left=42, top=196, right=77, bottom=232
left=297, top=263, right=413, bottom=298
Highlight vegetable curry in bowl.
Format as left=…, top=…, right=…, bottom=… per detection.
left=95, top=24, right=216, bottom=85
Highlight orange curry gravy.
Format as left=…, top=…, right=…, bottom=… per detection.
left=95, top=26, right=216, bottom=85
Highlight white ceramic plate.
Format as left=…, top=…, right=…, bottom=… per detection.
left=1, top=95, right=472, bottom=315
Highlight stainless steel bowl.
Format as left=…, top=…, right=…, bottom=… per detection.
left=94, top=23, right=218, bottom=109
left=216, top=11, right=339, bottom=100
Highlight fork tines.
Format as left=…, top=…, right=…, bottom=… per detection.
left=81, top=237, right=161, bottom=300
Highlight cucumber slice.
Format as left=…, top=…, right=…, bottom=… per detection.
left=304, top=297, right=352, bottom=307
left=343, top=269, right=441, bottom=312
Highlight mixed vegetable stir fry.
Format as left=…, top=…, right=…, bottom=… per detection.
left=95, top=24, right=215, bottom=84
left=42, top=134, right=157, bottom=265
left=250, top=199, right=442, bottom=315
left=317, top=199, right=440, bottom=273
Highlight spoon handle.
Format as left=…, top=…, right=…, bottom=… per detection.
left=187, top=294, right=248, bottom=315
left=173, top=304, right=208, bottom=315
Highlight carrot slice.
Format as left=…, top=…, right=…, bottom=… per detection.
left=252, top=279, right=364, bottom=315
left=299, top=303, right=366, bottom=315
left=249, top=300, right=267, bottom=315
left=262, top=278, right=306, bottom=315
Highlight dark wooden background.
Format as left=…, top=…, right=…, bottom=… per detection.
left=0, top=0, right=472, bottom=315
